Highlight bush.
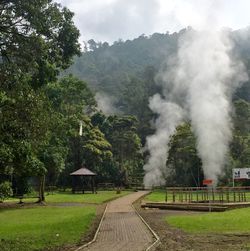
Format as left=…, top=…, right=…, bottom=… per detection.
left=0, top=181, right=13, bottom=202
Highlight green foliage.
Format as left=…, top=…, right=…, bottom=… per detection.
left=65, top=33, right=179, bottom=97
left=0, top=1, right=80, bottom=201
left=167, top=123, right=203, bottom=186
left=92, top=114, right=143, bottom=185
left=0, top=0, right=80, bottom=88
left=0, top=181, right=13, bottom=202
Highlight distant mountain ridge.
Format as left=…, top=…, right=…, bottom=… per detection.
left=65, top=27, right=250, bottom=102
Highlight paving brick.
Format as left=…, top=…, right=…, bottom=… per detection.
left=81, top=191, right=153, bottom=251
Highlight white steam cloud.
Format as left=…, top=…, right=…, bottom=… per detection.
left=143, top=95, right=184, bottom=187
left=144, top=28, right=248, bottom=187
left=95, top=92, right=119, bottom=115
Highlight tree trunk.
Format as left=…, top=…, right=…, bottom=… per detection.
left=38, top=175, right=45, bottom=203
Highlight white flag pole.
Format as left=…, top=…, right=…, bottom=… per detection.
left=79, top=121, right=83, bottom=136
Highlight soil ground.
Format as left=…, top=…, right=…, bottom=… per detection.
left=134, top=200, right=250, bottom=251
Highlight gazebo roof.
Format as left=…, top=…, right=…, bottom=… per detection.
left=70, top=167, right=96, bottom=176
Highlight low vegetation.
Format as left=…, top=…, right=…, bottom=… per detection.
left=144, top=189, right=250, bottom=203
left=144, top=190, right=166, bottom=202
left=0, top=206, right=96, bottom=251
left=45, top=190, right=132, bottom=204
left=1, top=190, right=131, bottom=250
left=167, top=207, right=250, bottom=233
left=6, top=190, right=132, bottom=204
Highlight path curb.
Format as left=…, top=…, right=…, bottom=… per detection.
left=132, top=194, right=160, bottom=251
left=74, top=191, right=160, bottom=251
left=74, top=204, right=108, bottom=251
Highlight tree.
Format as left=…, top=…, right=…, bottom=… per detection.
left=45, top=76, right=113, bottom=189
left=226, top=100, right=250, bottom=185
left=167, top=123, right=203, bottom=186
left=93, top=114, right=143, bottom=186
left=0, top=0, right=80, bottom=88
left=0, top=1, right=81, bottom=202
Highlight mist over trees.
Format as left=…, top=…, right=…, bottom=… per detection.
left=1, top=0, right=250, bottom=199
left=66, top=28, right=250, bottom=186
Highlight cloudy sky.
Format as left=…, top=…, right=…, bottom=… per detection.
left=57, top=0, right=250, bottom=44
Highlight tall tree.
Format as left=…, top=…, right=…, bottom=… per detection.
left=167, top=123, right=203, bottom=186
left=0, top=1, right=80, bottom=201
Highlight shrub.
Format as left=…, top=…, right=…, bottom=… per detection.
left=0, top=181, right=13, bottom=202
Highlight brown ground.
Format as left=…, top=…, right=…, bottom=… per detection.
left=134, top=200, right=250, bottom=251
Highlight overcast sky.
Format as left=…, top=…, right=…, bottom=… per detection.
left=57, top=0, right=250, bottom=44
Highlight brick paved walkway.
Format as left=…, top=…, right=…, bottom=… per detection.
left=81, top=191, right=153, bottom=251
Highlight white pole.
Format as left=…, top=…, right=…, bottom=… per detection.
left=79, top=121, right=83, bottom=136
left=232, top=169, right=235, bottom=187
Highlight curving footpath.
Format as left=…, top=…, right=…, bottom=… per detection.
left=79, top=191, right=154, bottom=251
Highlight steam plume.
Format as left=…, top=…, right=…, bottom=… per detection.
left=143, top=94, right=184, bottom=187
left=95, top=92, right=119, bottom=115
left=144, top=28, right=248, bottom=187
left=175, top=29, right=247, bottom=183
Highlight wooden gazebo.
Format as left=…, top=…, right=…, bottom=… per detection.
left=70, top=167, right=97, bottom=194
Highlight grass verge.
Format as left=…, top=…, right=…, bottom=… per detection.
left=144, top=190, right=250, bottom=203
left=6, top=190, right=132, bottom=204
left=167, top=207, right=250, bottom=234
left=0, top=206, right=96, bottom=251
left=144, top=190, right=166, bottom=202
left=46, top=190, right=132, bottom=204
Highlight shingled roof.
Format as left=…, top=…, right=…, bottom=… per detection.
left=70, top=167, right=96, bottom=176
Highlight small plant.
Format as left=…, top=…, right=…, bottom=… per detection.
left=0, top=181, right=13, bottom=202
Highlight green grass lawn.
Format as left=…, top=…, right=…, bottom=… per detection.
left=167, top=207, right=250, bottom=234
left=0, top=206, right=96, bottom=251
left=6, top=190, right=132, bottom=204
left=144, top=190, right=166, bottom=202
left=144, top=190, right=250, bottom=203
left=46, top=190, right=132, bottom=204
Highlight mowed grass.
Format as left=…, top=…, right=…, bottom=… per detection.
left=144, top=190, right=250, bottom=203
left=144, top=190, right=166, bottom=202
left=0, top=206, right=96, bottom=251
left=167, top=207, right=250, bottom=234
left=46, top=190, right=132, bottom=204
left=6, top=190, right=132, bottom=204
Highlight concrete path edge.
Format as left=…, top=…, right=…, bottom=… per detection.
left=74, top=204, right=108, bottom=251
left=132, top=204, right=160, bottom=250
left=74, top=191, right=161, bottom=251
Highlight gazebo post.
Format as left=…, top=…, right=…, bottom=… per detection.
left=72, top=176, right=75, bottom=194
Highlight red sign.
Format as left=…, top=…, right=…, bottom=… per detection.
left=203, top=179, right=213, bottom=185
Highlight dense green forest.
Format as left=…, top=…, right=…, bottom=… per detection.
left=0, top=1, right=142, bottom=202
left=1, top=1, right=250, bottom=202
left=65, top=28, right=250, bottom=186
left=65, top=28, right=250, bottom=102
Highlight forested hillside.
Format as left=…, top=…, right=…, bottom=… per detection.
left=1, top=0, right=250, bottom=200
left=65, top=28, right=250, bottom=186
left=65, top=28, right=250, bottom=102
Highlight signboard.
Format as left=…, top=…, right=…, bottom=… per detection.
left=203, top=179, right=213, bottom=185
left=233, top=168, right=250, bottom=180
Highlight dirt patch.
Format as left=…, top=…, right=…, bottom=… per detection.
left=0, top=201, right=46, bottom=210
left=134, top=201, right=250, bottom=251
